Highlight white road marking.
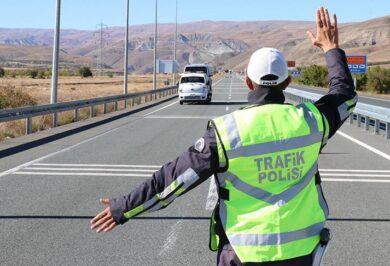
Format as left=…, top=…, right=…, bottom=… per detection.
left=158, top=220, right=183, bottom=256
left=33, top=163, right=161, bottom=168
left=322, top=178, right=390, bottom=183
left=0, top=127, right=121, bottom=178
left=321, top=173, right=390, bottom=178
left=143, top=100, right=179, bottom=116
left=13, top=172, right=151, bottom=177
left=24, top=167, right=157, bottom=172
left=320, top=169, right=390, bottom=173
left=145, top=115, right=214, bottom=119
left=0, top=98, right=178, bottom=178
left=337, top=131, right=390, bottom=161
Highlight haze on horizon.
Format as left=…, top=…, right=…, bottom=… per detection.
left=0, top=0, right=389, bottom=30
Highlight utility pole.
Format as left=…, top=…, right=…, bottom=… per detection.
left=173, top=0, right=178, bottom=85
left=51, top=0, right=61, bottom=127
left=153, top=0, right=158, bottom=90
left=124, top=0, right=130, bottom=95
left=95, top=21, right=108, bottom=77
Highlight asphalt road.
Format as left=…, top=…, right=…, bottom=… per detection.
left=290, top=84, right=390, bottom=108
left=0, top=77, right=390, bottom=265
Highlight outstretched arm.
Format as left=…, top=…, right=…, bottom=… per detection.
left=90, top=127, right=219, bottom=233
left=308, top=7, right=357, bottom=140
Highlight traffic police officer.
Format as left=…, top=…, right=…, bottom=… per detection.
left=91, top=7, right=357, bottom=265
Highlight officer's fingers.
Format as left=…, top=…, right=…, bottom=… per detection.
left=91, top=214, right=112, bottom=232
left=97, top=217, right=115, bottom=233
left=316, top=9, right=322, bottom=29
left=103, top=221, right=117, bottom=233
left=324, top=8, right=331, bottom=29
left=90, top=207, right=110, bottom=227
left=100, top=198, right=110, bottom=205
left=333, top=14, right=338, bottom=31
left=306, top=31, right=316, bottom=44
left=320, top=7, right=327, bottom=28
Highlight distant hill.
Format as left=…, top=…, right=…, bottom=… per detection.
left=0, top=16, right=389, bottom=73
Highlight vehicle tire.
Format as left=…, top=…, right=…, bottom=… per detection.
left=180, top=101, right=183, bottom=105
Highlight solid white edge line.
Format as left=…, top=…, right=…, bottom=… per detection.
left=0, top=98, right=180, bottom=178
left=33, top=163, right=162, bottom=168
left=322, top=178, right=390, bottom=183
left=320, top=169, right=390, bottom=173
left=0, top=127, right=120, bottom=178
left=13, top=172, right=151, bottom=177
left=143, top=100, right=179, bottom=116
left=321, top=173, right=390, bottom=178
left=24, top=167, right=157, bottom=172
left=337, top=131, right=390, bottom=161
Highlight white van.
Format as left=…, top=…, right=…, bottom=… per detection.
left=178, top=73, right=212, bottom=105
left=183, top=64, right=213, bottom=89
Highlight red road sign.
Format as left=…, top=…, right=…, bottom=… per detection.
left=347, top=56, right=366, bottom=65
left=287, top=61, right=296, bottom=67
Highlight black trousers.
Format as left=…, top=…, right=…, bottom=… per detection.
left=217, top=244, right=313, bottom=266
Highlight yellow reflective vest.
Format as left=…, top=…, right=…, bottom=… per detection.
left=209, top=102, right=330, bottom=263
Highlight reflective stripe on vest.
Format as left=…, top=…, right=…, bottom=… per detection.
left=124, top=168, right=199, bottom=219
left=210, top=103, right=327, bottom=263
left=218, top=162, right=318, bottom=205
left=228, top=222, right=325, bottom=246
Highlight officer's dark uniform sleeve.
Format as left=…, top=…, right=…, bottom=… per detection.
left=109, top=127, right=219, bottom=224
left=314, top=48, right=357, bottom=139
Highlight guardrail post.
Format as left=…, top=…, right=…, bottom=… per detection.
left=26, top=117, right=33, bottom=135
left=349, top=114, right=354, bottom=124
left=103, top=103, right=107, bottom=114
left=386, top=123, right=390, bottom=140
left=365, top=116, right=370, bottom=131
left=131, top=97, right=134, bottom=107
left=90, top=105, right=95, bottom=118
left=53, top=113, right=58, bottom=128
left=74, top=108, right=79, bottom=122
left=374, top=119, right=380, bottom=135
left=357, top=114, right=362, bottom=127
left=114, top=101, right=118, bottom=111
left=124, top=100, right=127, bottom=109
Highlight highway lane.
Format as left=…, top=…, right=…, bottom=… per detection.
left=0, top=77, right=389, bottom=265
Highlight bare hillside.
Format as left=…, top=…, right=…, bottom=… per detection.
left=0, top=16, right=388, bottom=73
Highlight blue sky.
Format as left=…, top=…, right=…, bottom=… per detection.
left=0, top=0, right=389, bottom=30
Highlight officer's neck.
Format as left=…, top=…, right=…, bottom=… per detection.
left=247, top=88, right=285, bottom=105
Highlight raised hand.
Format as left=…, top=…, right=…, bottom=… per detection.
left=307, top=7, right=339, bottom=53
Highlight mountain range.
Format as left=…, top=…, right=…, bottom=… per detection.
left=0, top=16, right=389, bottom=74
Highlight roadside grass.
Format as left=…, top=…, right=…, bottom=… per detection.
left=0, top=75, right=172, bottom=141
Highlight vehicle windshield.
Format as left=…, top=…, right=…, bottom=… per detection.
left=181, top=76, right=205, bottom=83
left=185, top=66, right=207, bottom=74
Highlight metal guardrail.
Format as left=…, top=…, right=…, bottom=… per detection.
left=0, top=86, right=178, bottom=135
left=285, top=87, right=390, bottom=140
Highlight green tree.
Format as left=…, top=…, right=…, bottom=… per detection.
left=367, top=66, right=390, bottom=94
left=297, top=65, right=328, bottom=87
left=29, top=69, right=38, bottom=79
left=78, top=66, right=93, bottom=78
left=355, top=73, right=367, bottom=91
left=0, top=67, right=5, bottom=78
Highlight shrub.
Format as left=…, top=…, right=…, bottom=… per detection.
left=29, top=69, right=38, bottom=79
left=0, top=85, right=37, bottom=109
left=78, top=66, right=93, bottom=78
left=297, top=65, right=328, bottom=87
left=367, top=66, right=390, bottom=94
left=0, top=67, right=5, bottom=78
